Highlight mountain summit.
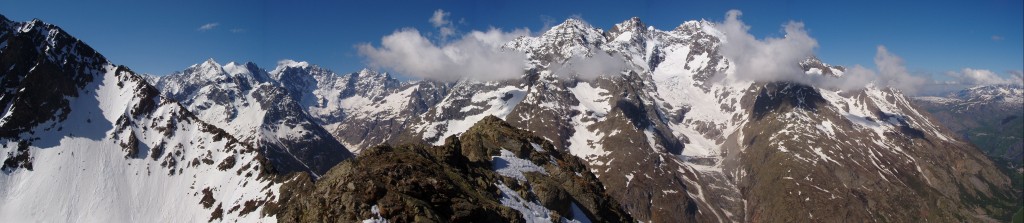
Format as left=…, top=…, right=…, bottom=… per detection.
left=374, top=17, right=1017, bottom=222
left=0, top=14, right=1018, bottom=222
left=0, top=15, right=279, bottom=222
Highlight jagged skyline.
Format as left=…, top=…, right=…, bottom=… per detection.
left=0, top=0, right=1020, bottom=80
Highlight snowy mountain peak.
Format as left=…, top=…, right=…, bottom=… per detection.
left=0, top=16, right=284, bottom=221
left=354, top=68, right=394, bottom=81
left=954, top=84, right=1024, bottom=104
left=221, top=61, right=256, bottom=79
left=357, top=67, right=377, bottom=76
left=242, top=61, right=263, bottom=72
left=504, top=17, right=607, bottom=61
left=23, top=18, right=45, bottom=30
left=676, top=20, right=707, bottom=31
left=611, top=17, right=646, bottom=34
left=672, top=19, right=722, bottom=39
left=2, top=14, right=1018, bottom=223
left=270, top=59, right=311, bottom=75
left=605, top=17, right=648, bottom=44
left=179, top=59, right=231, bottom=82
left=964, top=84, right=1024, bottom=93
left=153, top=58, right=354, bottom=175
left=554, top=18, right=592, bottom=29
left=546, top=18, right=604, bottom=39
left=800, top=57, right=846, bottom=77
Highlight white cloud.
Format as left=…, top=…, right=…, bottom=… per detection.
left=358, top=28, right=530, bottom=81
left=429, top=9, right=450, bottom=27
left=531, top=17, right=628, bottom=80
left=717, top=10, right=818, bottom=83
left=552, top=51, right=627, bottom=80
left=1011, top=70, right=1024, bottom=81
left=871, top=46, right=928, bottom=93
left=229, top=28, right=245, bottom=33
left=537, top=15, right=557, bottom=34
left=992, top=35, right=1004, bottom=41
left=430, top=9, right=456, bottom=40
left=197, top=23, right=219, bottom=31
left=946, top=68, right=1023, bottom=85
left=809, top=46, right=928, bottom=94
left=439, top=27, right=455, bottom=40
left=714, top=10, right=932, bottom=93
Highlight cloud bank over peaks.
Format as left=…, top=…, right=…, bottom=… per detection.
left=715, top=10, right=933, bottom=93
left=717, top=10, right=818, bottom=83
left=552, top=50, right=628, bottom=80
left=358, top=27, right=530, bottom=81
left=359, top=8, right=1003, bottom=92
left=360, top=9, right=532, bottom=82
left=945, top=68, right=1023, bottom=85
left=811, top=46, right=928, bottom=94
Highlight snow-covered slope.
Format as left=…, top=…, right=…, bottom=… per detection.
left=130, top=16, right=1016, bottom=222
left=383, top=17, right=1016, bottom=222
left=274, top=116, right=633, bottom=222
left=0, top=16, right=279, bottom=222
left=916, top=85, right=1024, bottom=111
left=268, top=63, right=450, bottom=151
left=5, top=12, right=1014, bottom=222
left=151, top=59, right=352, bottom=175
left=155, top=59, right=451, bottom=154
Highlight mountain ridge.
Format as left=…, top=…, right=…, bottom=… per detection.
left=153, top=15, right=1018, bottom=222
left=0, top=14, right=1018, bottom=222
left=0, top=16, right=281, bottom=222
left=151, top=58, right=353, bottom=176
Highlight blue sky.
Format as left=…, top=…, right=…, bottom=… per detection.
left=1, top=0, right=1021, bottom=80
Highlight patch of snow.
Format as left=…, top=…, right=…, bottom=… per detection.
left=361, top=205, right=389, bottom=223
left=568, top=82, right=611, bottom=116
left=625, top=173, right=634, bottom=187
left=424, top=85, right=527, bottom=145
left=530, top=142, right=544, bottom=152
left=492, top=149, right=548, bottom=182
left=496, top=183, right=555, bottom=223
left=815, top=120, right=836, bottom=138
left=811, top=147, right=837, bottom=164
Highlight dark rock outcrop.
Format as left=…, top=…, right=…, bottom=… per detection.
left=272, top=116, right=632, bottom=222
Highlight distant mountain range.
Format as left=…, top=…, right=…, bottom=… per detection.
left=0, top=14, right=1020, bottom=222
left=914, top=85, right=1023, bottom=165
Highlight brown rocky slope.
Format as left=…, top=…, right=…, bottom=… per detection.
left=271, top=116, right=633, bottom=222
